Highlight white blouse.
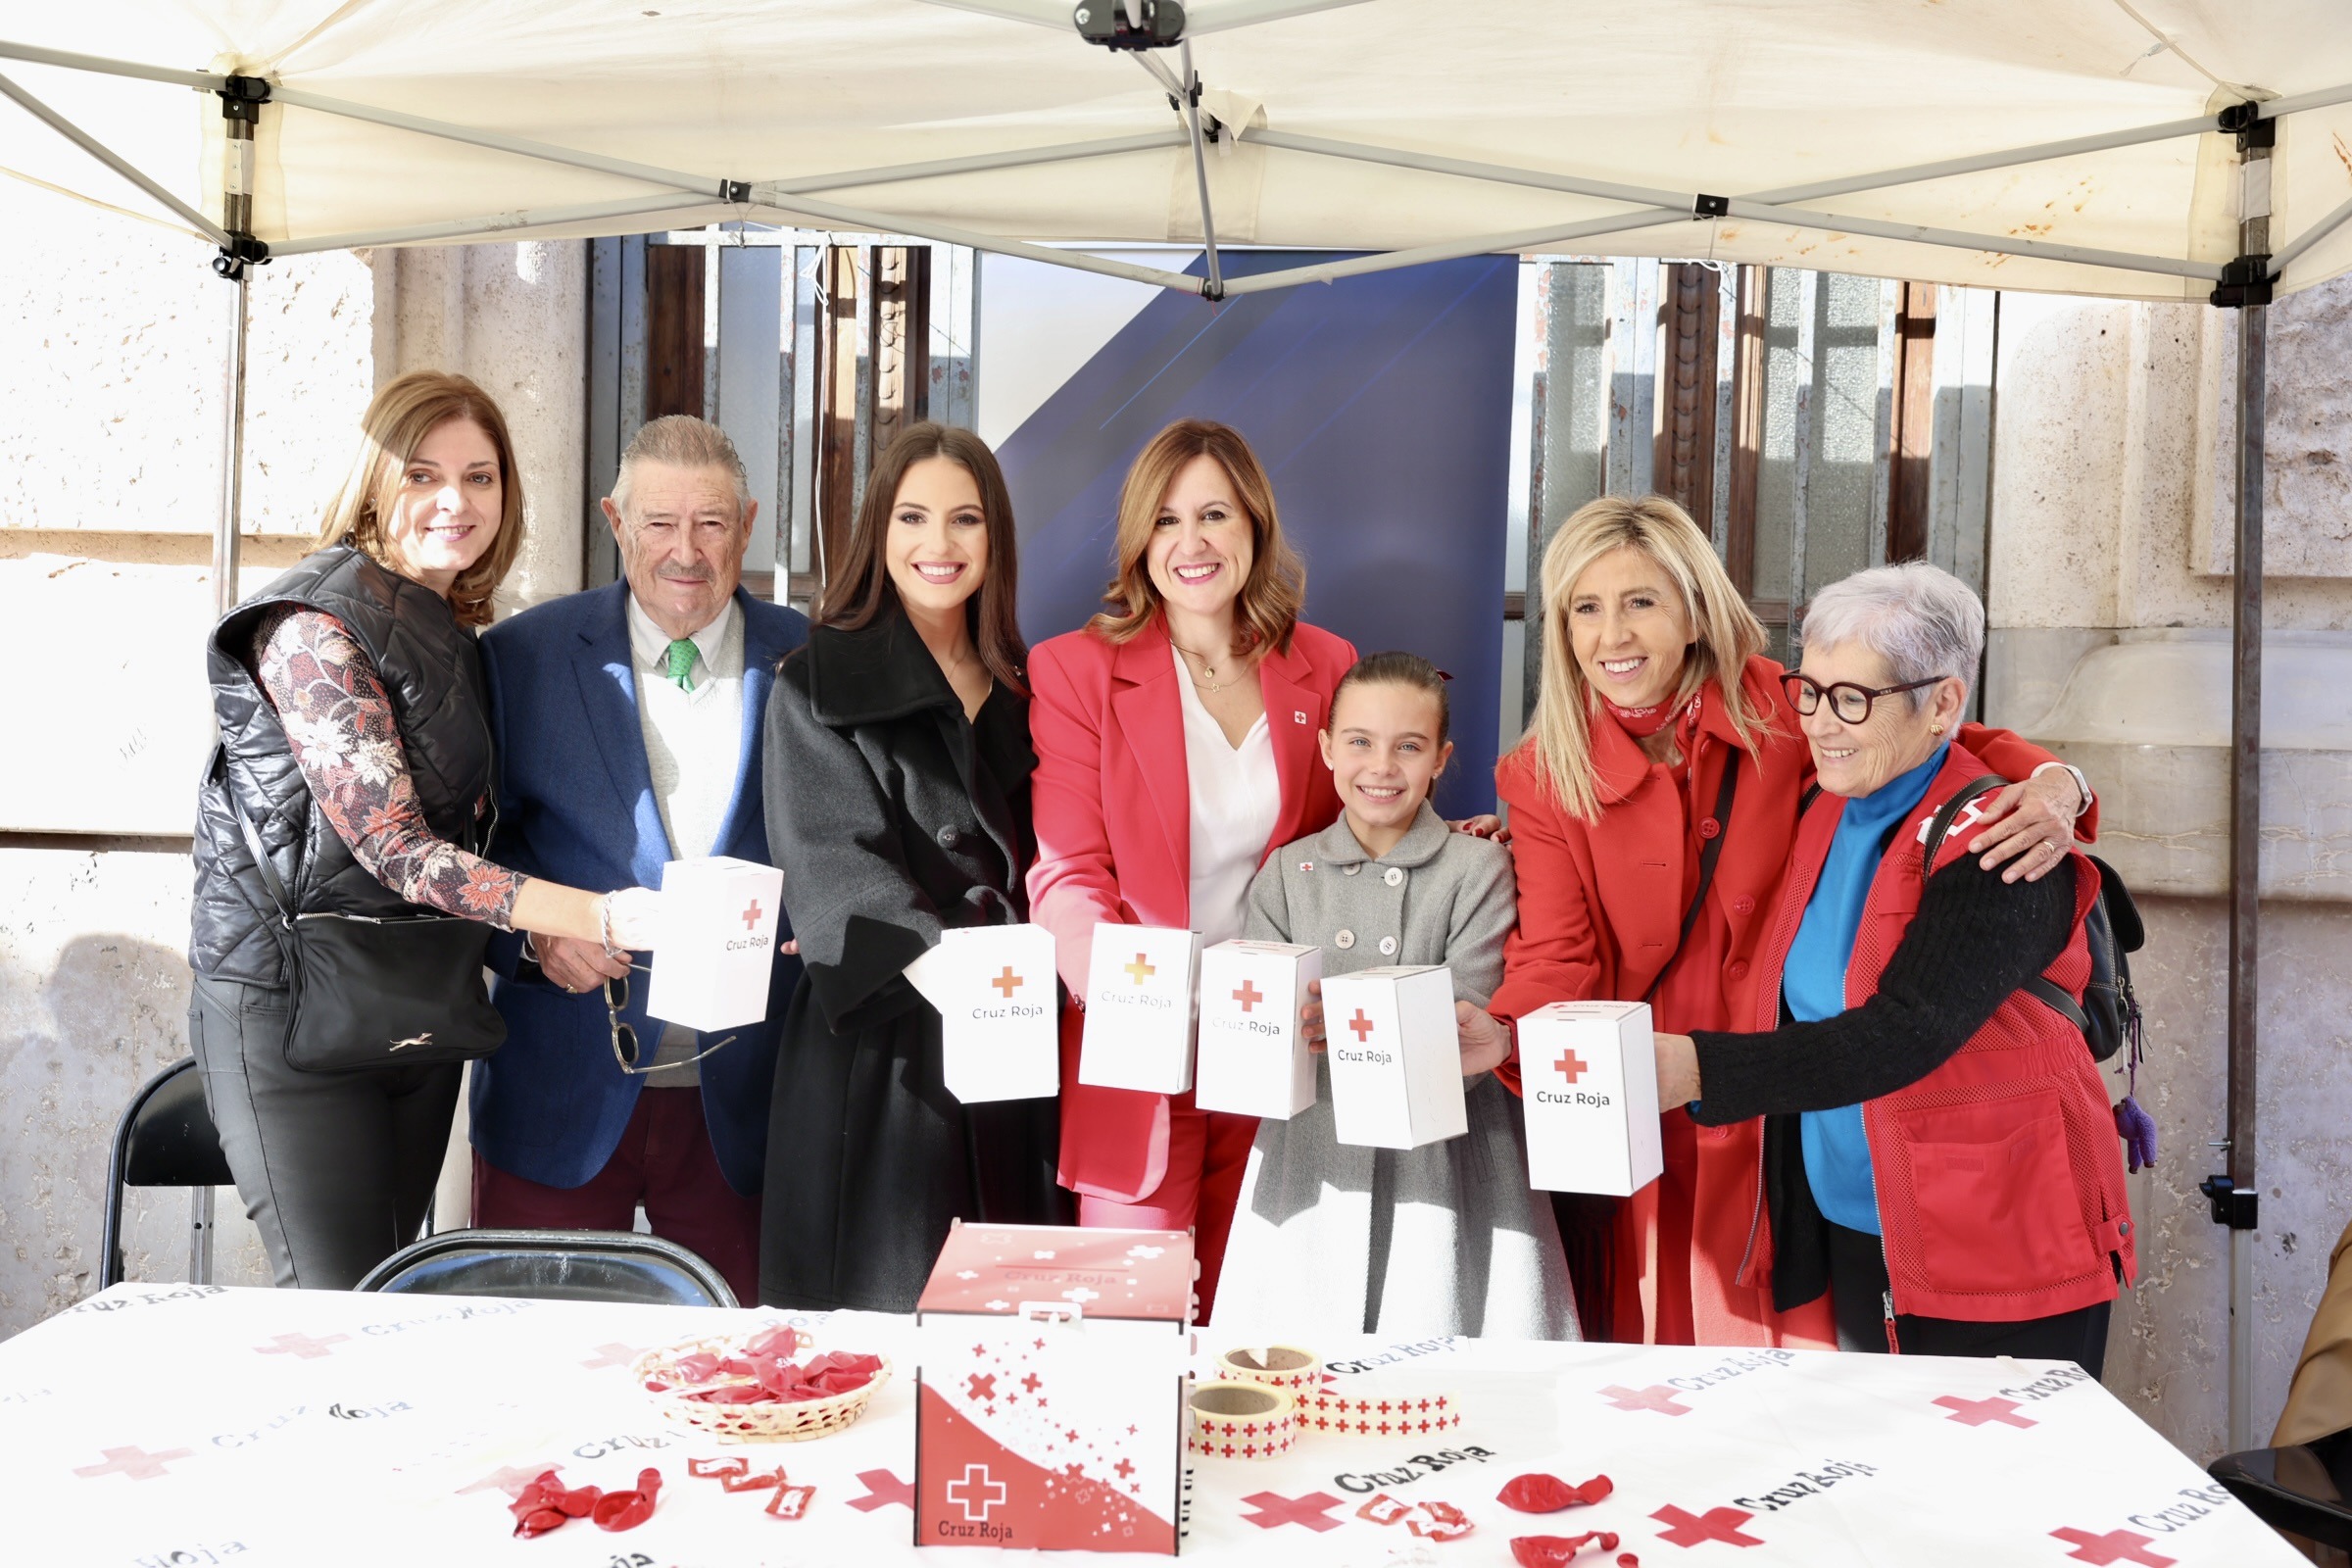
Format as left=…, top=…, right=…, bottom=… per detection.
left=1175, top=644, right=1281, bottom=948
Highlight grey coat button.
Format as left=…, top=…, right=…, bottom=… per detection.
left=1343, top=863, right=1361, bottom=876
left=1334, top=929, right=1355, bottom=950
left=1378, top=936, right=1397, bottom=956
left=1384, top=866, right=1405, bottom=887
left=937, top=825, right=962, bottom=849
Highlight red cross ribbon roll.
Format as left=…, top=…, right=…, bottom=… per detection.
left=1213, top=1344, right=1325, bottom=1398
left=1187, top=1381, right=1299, bottom=1460
left=1297, top=1387, right=1461, bottom=1435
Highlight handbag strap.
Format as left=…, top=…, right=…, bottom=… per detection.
left=217, top=745, right=297, bottom=923
left=1646, top=752, right=1740, bottom=1003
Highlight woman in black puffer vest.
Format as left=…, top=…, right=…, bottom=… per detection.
left=190, top=371, right=662, bottom=1290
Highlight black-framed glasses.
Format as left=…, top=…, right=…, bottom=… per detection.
left=1780, top=670, right=1950, bottom=725
left=604, top=966, right=735, bottom=1076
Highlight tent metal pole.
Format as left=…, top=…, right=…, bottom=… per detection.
left=0, top=38, right=221, bottom=90
left=1217, top=206, right=1689, bottom=295
left=2268, top=190, right=2352, bottom=278
left=266, top=193, right=720, bottom=257
left=1739, top=113, right=2222, bottom=207
left=213, top=269, right=248, bottom=618
left=752, top=191, right=1206, bottom=294
left=1177, top=42, right=1224, bottom=298
left=266, top=84, right=730, bottom=199
left=760, top=131, right=1186, bottom=197
left=1244, top=125, right=1690, bottom=210
left=2227, top=294, right=2264, bottom=1455
left=2255, top=80, right=2352, bottom=120
left=0, top=70, right=230, bottom=244
left=1719, top=197, right=2222, bottom=281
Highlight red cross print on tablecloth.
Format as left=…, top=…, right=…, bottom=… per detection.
left=254, top=1331, right=349, bottom=1360
left=1554, top=1048, right=1589, bottom=1083
left=579, top=1343, right=644, bottom=1369
left=848, top=1469, right=913, bottom=1512
left=1347, top=1009, right=1375, bottom=1044
left=74, top=1446, right=195, bottom=1482
left=1125, top=954, right=1155, bottom=983
left=1114, top=1457, right=1135, bottom=1479
left=965, top=1372, right=998, bottom=1402
left=742, top=899, right=763, bottom=932
left=946, top=1463, right=1007, bottom=1523
left=1600, top=1384, right=1691, bottom=1415
left=1239, top=1491, right=1347, bottom=1532
left=1652, top=1503, right=1764, bottom=1547
left=1935, top=1394, right=2036, bottom=1428
left=1233, top=979, right=1264, bottom=1012
left=2050, top=1527, right=2177, bottom=1566
left=992, top=966, right=1023, bottom=998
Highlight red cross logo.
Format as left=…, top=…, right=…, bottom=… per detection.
left=945, top=1463, right=1007, bottom=1523
left=1114, top=1457, right=1135, bottom=1479
left=991, top=965, right=1022, bottom=998
left=1652, top=1503, right=1764, bottom=1547
left=74, top=1446, right=195, bottom=1482
left=1125, top=953, right=1155, bottom=984
left=1347, top=1009, right=1375, bottom=1044
left=1239, top=1491, right=1347, bottom=1532
left=2050, top=1527, right=2177, bottom=1566
left=1233, top=979, right=1264, bottom=1011
left=1935, top=1394, right=2036, bottom=1428
left=742, top=898, right=762, bottom=931
left=847, top=1468, right=913, bottom=1512
left=254, top=1331, right=349, bottom=1360
left=1554, top=1048, right=1589, bottom=1082
left=964, top=1372, right=997, bottom=1402
left=1600, top=1383, right=1691, bottom=1415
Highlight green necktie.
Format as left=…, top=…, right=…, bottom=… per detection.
left=664, top=637, right=698, bottom=692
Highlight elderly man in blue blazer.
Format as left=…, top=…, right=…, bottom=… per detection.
left=473, top=415, right=808, bottom=1304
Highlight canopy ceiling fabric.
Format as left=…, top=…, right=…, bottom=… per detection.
left=3, top=0, right=2351, bottom=300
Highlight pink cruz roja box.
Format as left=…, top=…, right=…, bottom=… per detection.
left=915, top=1222, right=1196, bottom=1554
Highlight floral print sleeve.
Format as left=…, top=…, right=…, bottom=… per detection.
left=253, top=607, right=525, bottom=929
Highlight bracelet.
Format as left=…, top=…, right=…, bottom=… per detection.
left=2030, top=760, right=2095, bottom=820
left=598, top=894, right=624, bottom=960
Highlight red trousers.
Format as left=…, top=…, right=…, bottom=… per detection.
left=471, top=1086, right=760, bottom=1307
left=1077, top=1103, right=1256, bottom=1322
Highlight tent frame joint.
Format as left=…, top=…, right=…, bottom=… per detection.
left=218, top=74, right=271, bottom=122
left=1693, top=192, right=1729, bottom=219
left=214, top=235, right=270, bottom=282
left=2211, top=253, right=2275, bottom=309
left=2218, top=101, right=2277, bottom=148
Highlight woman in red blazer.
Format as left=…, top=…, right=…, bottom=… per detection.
left=1028, top=419, right=1355, bottom=1317
left=1487, top=496, right=2092, bottom=1348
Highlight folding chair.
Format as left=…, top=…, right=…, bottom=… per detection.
left=99, top=1057, right=233, bottom=1289
left=353, top=1228, right=738, bottom=1308
left=2211, top=1427, right=2352, bottom=1552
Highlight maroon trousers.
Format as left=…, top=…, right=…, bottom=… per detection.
left=471, top=1087, right=760, bottom=1306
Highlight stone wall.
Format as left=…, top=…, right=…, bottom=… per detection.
left=1985, top=277, right=2352, bottom=1461
left=0, top=175, right=583, bottom=1334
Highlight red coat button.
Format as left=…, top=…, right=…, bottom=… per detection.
left=1698, top=818, right=1721, bottom=840
left=1733, top=895, right=1755, bottom=915
left=1727, top=960, right=1749, bottom=981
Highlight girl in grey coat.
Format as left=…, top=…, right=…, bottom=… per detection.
left=1212, top=654, right=1580, bottom=1341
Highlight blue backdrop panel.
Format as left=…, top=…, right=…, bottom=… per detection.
left=999, top=250, right=1516, bottom=819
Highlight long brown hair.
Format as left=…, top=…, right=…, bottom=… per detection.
left=315, top=370, right=525, bottom=628
left=1088, top=418, right=1305, bottom=657
left=816, top=422, right=1027, bottom=696
left=1523, top=495, right=1772, bottom=820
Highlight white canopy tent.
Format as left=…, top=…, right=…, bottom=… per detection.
left=5, top=0, right=2341, bottom=1452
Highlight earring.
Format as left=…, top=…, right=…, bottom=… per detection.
left=1930, top=722, right=1945, bottom=735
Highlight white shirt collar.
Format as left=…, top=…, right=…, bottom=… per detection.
left=626, top=590, right=737, bottom=671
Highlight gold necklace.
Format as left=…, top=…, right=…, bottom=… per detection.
left=1171, top=639, right=1250, bottom=694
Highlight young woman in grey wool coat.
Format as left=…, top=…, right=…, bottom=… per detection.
left=1212, top=654, right=1580, bottom=1341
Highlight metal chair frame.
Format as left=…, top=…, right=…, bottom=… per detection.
left=353, top=1227, right=738, bottom=1308
left=99, top=1056, right=233, bottom=1290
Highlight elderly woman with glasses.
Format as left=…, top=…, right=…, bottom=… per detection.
left=1651, top=562, right=2135, bottom=1371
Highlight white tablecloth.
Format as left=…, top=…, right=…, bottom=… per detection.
left=5, top=1283, right=2295, bottom=1567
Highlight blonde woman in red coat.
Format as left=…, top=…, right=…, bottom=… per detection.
left=1486, top=496, right=2092, bottom=1347
left=1027, top=420, right=1354, bottom=1319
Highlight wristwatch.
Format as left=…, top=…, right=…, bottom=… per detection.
left=2030, top=760, right=2095, bottom=819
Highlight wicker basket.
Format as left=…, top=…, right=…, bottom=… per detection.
left=631, top=1334, right=893, bottom=1444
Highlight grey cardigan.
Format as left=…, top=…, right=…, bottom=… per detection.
left=1211, top=805, right=1580, bottom=1341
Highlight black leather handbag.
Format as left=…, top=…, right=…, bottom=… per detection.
left=232, top=802, right=507, bottom=1074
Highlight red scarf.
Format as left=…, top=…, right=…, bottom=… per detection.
left=1600, top=692, right=1701, bottom=741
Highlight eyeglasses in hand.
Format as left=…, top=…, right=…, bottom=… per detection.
left=604, top=965, right=735, bottom=1075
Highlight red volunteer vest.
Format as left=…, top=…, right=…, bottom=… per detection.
left=1740, top=743, right=2137, bottom=1323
